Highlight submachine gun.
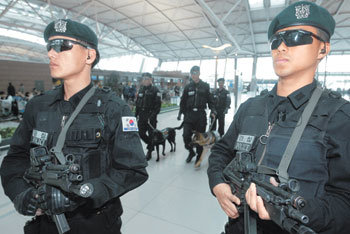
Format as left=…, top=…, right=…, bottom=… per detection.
left=223, top=151, right=316, bottom=234
left=24, top=145, right=94, bottom=234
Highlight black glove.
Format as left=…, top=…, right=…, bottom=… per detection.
left=13, top=187, right=39, bottom=216
left=177, top=113, right=181, bottom=121
left=37, top=184, right=80, bottom=215
left=224, top=108, right=228, bottom=114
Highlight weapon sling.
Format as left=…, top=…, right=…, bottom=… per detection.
left=277, top=86, right=322, bottom=183
left=49, top=85, right=96, bottom=234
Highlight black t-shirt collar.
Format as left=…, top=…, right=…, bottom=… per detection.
left=50, top=82, right=93, bottom=107
left=269, top=79, right=318, bottom=109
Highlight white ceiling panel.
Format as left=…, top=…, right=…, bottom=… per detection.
left=0, top=0, right=349, bottom=65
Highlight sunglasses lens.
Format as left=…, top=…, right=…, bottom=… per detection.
left=46, top=40, right=74, bottom=53
left=285, top=31, right=313, bottom=47
left=270, top=36, right=282, bottom=50
left=60, top=41, right=74, bottom=52
left=270, top=30, right=314, bottom=50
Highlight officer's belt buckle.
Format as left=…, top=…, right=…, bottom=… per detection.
left=193, top=108, right=198, bottom=111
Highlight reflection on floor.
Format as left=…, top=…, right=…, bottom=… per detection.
left=0, top=95, right=239, bottom=234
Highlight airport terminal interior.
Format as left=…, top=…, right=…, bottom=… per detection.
left=1, top=0, right=350, bottom=234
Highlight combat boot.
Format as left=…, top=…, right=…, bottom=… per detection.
left=146, top=150, right=152, bottom=161
left=186, top=149, right=195, bottom=163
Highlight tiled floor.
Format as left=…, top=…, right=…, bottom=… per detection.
left=0, top=94, right=242, bottom=234
left=121, top=107, right=236, bottom=234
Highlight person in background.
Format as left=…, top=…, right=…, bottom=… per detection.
left=7, top=82, right=16, bottom=97
left=178, top=65, right=216, bottom=163
left=123, top=82, right=130, bottom=102
left=0, top=18, right=148, bottom=234
left=19, top=83, right=25, bottom=94
left=211, top=78, right=231, bottom=138
left=208, top=2, right=350, bottom=234
left=135, top=72, right=161, bottom=160
left=174, top=84, right=180, bottom=97
left=128, top=83, right=136, bottom=103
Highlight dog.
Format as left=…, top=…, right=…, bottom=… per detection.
left=149, top=122, right=184, bottom=161
left=190, top=130, right=220, bottom=168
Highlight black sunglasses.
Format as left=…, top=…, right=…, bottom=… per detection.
left=46, top=39, right=89, bottom=53
left=270, top=29, right=325, bottom=50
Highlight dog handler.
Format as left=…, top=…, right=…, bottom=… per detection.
left=135, top=72, right=162, bottom=161
left=178, top=65, right=216, bottom=164
left=208, top=2, right=350, bottom=233
left=0, top=19, right=148, bottom=234
left=211, top=78, right=231, bottom=138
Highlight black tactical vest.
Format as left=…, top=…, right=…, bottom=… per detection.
left=136, top=85, right=158, bottom=110
left=236, top=90, right=347, bottom=199
left=31, top=87, right=114, bottom=183
left=185, top=81, right=210, bottom=110
left=213, top=88, right=229, bottom=111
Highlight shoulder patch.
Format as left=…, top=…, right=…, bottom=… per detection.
left=122, top=116, right=139, bottom=132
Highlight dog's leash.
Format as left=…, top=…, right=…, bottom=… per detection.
left=147, top=120, right=156, bottom=130
left=209, top=115, right=216, bottom=132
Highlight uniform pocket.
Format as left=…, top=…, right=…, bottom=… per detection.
left=65, top=114, right=104, bottom=148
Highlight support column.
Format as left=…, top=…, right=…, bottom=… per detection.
left=139, top=57, right=145, bottom=73
left=250, top=56, right=258, bottom=94
left=234, top=57, right=238, bottom=111
left=156, top=59, right=162, bottom=71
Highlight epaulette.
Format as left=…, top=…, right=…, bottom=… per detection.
left=327, top=89, right=341, bottom=99
left=53, top=84, right=62, bottom=90
left=259, top=89, right=269, bottom=96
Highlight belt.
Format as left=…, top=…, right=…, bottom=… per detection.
left=191, top=108, right=205, bottom=112
left=140, top=108, right=152, bottom=112
left=63, top=199, right=122, bottom=220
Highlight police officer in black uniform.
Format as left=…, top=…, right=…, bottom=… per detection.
left=208, top=2, right=350, bottom=234
left=135, top=72, right=161, bottom=161
left=178, top=66, right=216, bottom=163
left=0, top=19, right=148, bottom=234
left=211, top=78, right=231, bottom=137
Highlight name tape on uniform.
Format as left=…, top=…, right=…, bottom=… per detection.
left=31, top=129, right=48, bottom=146
left=234, top=134, right=255, bottom=152
left=122, top=117, right=139, bottom=132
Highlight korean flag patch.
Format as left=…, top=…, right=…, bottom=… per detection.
left=122, top=117, right=139, bottom=132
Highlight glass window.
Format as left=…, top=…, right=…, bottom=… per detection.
left=270, top=0, right=285, bottom=7
left=160, top=61, right=179, bottom=71
left=177, top=60, right=200, bottom=73
left=248, top=0, right=264, bottom=10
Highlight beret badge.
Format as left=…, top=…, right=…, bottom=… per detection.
left=54, top=19, right=67, bottom=33
left=295, top=4, right=310, bottom=19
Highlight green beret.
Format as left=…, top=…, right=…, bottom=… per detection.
left=190, top=66, right=200, bottom=74
left=142, top=72, right=152, bottom=78
left=217, top=78, right=225, bottom=83
left=44, top=19, right=100, bottom=66
left=268, top=1, right=335, bottom=40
